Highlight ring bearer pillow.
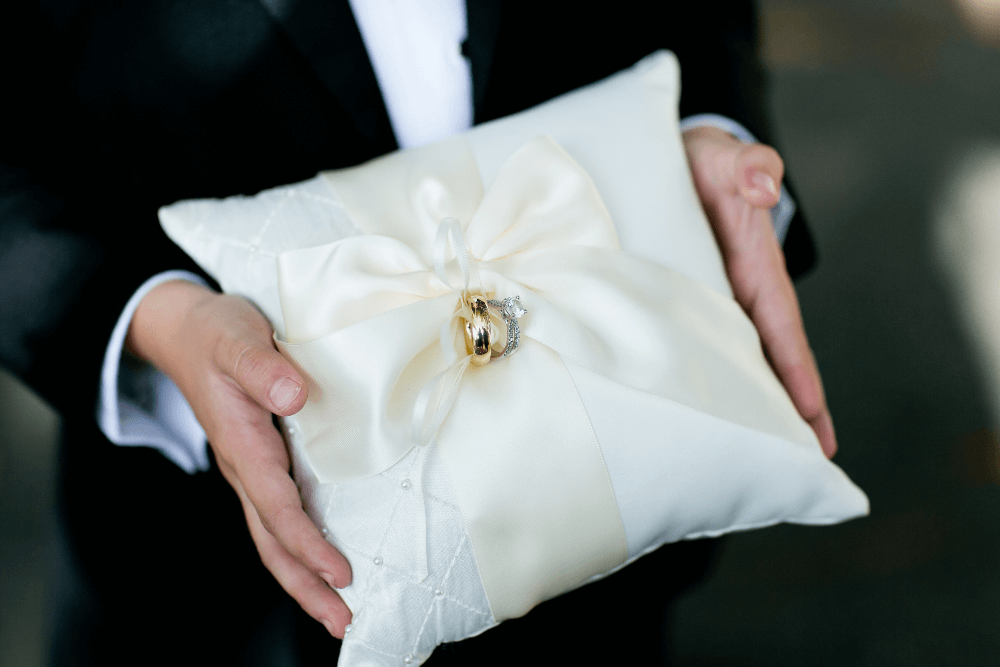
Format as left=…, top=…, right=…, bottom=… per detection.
left=160, top=51, right=868, bottom=666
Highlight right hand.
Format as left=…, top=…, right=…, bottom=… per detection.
left=127, top=279, right=354, bottom=637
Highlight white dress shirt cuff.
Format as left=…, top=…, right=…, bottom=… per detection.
left=98, top=270, right=210, bottom=474
left=679, top=113, right=796, bottom=243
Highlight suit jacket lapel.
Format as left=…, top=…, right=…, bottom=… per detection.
left=465, top=0, right=502, bottom=121
left=260, top=0, right=503, bottom=147
left=260, top=0, right=397, bottom=154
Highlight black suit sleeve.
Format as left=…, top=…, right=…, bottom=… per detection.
left=0, top=5, right=203, bottom=419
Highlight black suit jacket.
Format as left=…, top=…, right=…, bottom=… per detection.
left=1, top=3, right=812, bottom=664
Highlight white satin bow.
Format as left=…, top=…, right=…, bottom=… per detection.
left=273, top=135, right=809, bottom=618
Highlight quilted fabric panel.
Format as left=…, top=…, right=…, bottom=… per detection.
left=290, top=422, right=495, bottom=666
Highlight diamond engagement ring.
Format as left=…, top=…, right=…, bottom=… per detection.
left=487, top=296, right=527, bottom=359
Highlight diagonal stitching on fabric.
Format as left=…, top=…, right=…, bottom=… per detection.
left=409, top=533, right=469, bottom=655
left=336, top=540, right=418, bottom=582
left=194, top=230, right=278, bottom=256
left=187, top=186, right=352, bottom=254
left=349, top=636, right=402, bottom=659
left=322, top=483, right=337, bottom=534
left=319, top=182, right=364, bottom=236
left=250, top=189, right=294, bottom=245
left=422, top=490, right=460, bottom=512
left=409, top=591, right=438, bottom=661
left=335, top=540, right=490, bottom=618
left=293, top=189, right=350, bottom=210
left=438, top=592, right=490, bottom=617
left=345, top=449, right=424, bottom=644
left=373, top=451, right=421, bottom=558
left=337, top=544, right=490, bottom=616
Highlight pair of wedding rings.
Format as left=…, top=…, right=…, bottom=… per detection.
left=463, top=294, right=526, bottom=365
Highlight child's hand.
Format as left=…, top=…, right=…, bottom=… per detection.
left=682, top=126, right=837, bottom=459
left=126, top=280, right=355, bottom=637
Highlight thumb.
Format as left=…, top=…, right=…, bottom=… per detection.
left=217, top=317, right=309, bottom=416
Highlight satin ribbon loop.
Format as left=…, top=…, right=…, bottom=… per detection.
left=433, top=216, right=481, bottom=294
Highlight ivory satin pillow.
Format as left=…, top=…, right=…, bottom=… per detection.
left=160, top=51, right=868, bottom=667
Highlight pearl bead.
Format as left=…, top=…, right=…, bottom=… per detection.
left=321, top=527, right=329, bottom=535
left=373, top=556, right=383, bottom=566
left=433, top=588, right=443, bottom=597
left=403, top=654, right=414, bottom=664
left=400, top=479, right=412, bottom=490
left=344, top=624, right=354, bottom=634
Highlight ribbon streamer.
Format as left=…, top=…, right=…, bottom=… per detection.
left=414, top=217, right=504, bottom=449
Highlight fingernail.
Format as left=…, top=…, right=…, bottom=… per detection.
left=269, top=377, right=301, bottom=410
left=320, top=571, right=338, bottom=589
left=752, top=172, right=779, bottom=198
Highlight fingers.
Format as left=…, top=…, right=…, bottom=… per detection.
left=734, top=206, right=838, bottom=459
left=223, top=418, right=353, bottom=591
left=217, top=416, right=354, bottom=636
left=232, top=477, right=354, bottom=638
left=246, top=459, right=354, bottom=591
left=729, top=149, right=837, bottom=458
left=809, top=410, right=838, bottom=459
left=735, top=143, right=784, bottom=210
left=681, top=126, right=784, bottom=220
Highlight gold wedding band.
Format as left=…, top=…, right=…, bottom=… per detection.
left=465, top=296, right=492, bottom=366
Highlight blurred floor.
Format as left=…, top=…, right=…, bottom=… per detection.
left=0, top=368, right=60, bottom=667
left=3, top=1, right=1000, bottom=665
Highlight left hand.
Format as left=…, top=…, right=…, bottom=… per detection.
left=682, top=126, right=837, bottom=458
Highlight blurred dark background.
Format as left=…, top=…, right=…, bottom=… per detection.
left=3, top=0, right=1000, bottom=664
